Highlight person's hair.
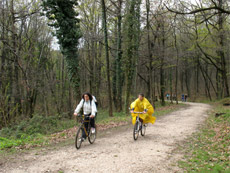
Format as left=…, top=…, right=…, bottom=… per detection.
left=138, top=93, right=144, bottom=97
left=82, top=92, right=93, bottom=101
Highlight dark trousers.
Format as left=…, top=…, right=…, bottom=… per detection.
left=82, top=115, right=95, bottom=139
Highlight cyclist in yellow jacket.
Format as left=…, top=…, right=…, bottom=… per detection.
left=130, top=93, right=156, bottom=125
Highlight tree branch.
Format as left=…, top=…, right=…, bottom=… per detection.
left=165, top=4, right=230, bottom=15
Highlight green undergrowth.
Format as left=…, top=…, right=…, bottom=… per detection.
left=0, top=114, right=75, bottom=151
left=193, top=97, right=230, bottom=104
left=95, top=110, right=129, bottom=124
left=155, top=102, right=185, bottom=116
left=0, top=102, right=183, bottom=151
left=178, top=100, right=230, bottom=172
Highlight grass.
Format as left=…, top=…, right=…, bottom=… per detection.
left=95, top=110, right=129, bottom=124
left=0, top=114, right=75, bottom=150
left=191, top=96, right=230, bottom=105
left=0, top=101, right=183, bottom=152
left=178, top=99, right=230, bottom=172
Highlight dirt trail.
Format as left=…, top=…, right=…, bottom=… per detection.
left=0, top=102, right=211, bottom=173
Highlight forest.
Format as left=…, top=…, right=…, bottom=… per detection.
left=0, top=0, right=230, bottom=128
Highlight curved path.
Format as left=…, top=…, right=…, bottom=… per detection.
left=0, top=102, right=211, bottom=173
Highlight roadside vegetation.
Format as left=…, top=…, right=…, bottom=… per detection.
left=0, top=102, right=184, bottom=152
left=178, top=98, right=230, bottom=172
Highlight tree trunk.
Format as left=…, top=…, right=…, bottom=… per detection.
left=170, top=68, right=173, bottom=104
left=10, top=0, right=21, bottom=115
left=200, top=64, right=212, bottom=101
left=160, top=22, right=165, bottom=106
left=218, top=0, right=229, bottom=97
left=146, top=0, right=154, bottom=105
left=68, top=84, right=73, bottom=119
left=112, top=20, right=118, bottom=110
left=174, top=26, right=179, bottom=104
left=101, top=0, right=113, bottom=117
left=124, top=0, right=136, bottom=113
left=116, top=0, right=123, bottom=112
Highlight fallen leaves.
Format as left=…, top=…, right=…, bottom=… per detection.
left=48, top=121, right=129, bottom=144
left=178, top=106, right=230, bottom=172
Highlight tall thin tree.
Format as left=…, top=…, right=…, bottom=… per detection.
left=101, top=0, right=113, bottom=117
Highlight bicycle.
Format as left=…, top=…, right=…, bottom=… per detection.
left=75, top=115, right=96, bottom=149
left=132, top=112, right=147, bottom=140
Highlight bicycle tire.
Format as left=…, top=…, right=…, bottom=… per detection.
left=133, top=121, right=139, bottom=140
left=88, top=126, right=96, bottom=144
left=141, top=124, right=146, bottom=136
left=75, top=127, right=83, bottom=149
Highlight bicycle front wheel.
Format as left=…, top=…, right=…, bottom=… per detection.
left=75, top=127, right=83, bottom=149
left=88, top=126, right=96, bottom=144
left=141, top=124, right=146, bottom=136
left=133, top=121, right=139, bottom=140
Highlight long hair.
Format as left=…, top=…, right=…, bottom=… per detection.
left=82, top=92, right=93, bottom=101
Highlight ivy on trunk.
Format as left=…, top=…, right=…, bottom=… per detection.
left=42, top=0, right=82, bottom=97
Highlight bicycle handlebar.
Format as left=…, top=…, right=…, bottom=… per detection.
left=77, top=114, right=91, bottom=118
left=129, top=108, right=145, bottom=114
left=131, top=112, right=144, bottom=114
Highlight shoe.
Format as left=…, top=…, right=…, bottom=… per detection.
left=79, top=138, right=85, bottom=142
left=91, top=128, right=95, bottom=134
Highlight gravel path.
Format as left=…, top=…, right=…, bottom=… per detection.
left=0, top=102, right=211, bottom=173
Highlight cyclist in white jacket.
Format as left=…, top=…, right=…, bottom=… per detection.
left=74, top=93, right=97, bottom=141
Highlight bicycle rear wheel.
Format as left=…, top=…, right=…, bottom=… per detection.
left=133, top=121, right=139, bottom=140
left=75, top=127, right=83, bottom=149
left=88, top=126, right=96, bottom=144
left=141, top=124, right=146, bottom=136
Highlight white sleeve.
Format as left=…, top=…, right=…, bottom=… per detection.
left=91, top=100, right=97, bottom=116
left=92, top=96, right=97, bottom=102
left=74, top=99, right=84, bottom=114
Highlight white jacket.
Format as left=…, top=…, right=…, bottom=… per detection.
left=74, top=99, right=97, bottom=116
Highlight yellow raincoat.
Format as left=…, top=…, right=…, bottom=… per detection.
left=130, top=98, right=156, bottom=125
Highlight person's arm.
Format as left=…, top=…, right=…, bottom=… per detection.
left=90, top=100, right=97, bottom=118
left=130, top=99, right=138, bottom=113
left=92, top=96, right=97, bottom=102
left=143, top=98, right=150, bottom=113
left=74, top=99, right=84, bottom=115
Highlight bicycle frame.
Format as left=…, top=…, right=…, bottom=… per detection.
left=131, top=111, right=146, bottom=140
left=75, top=115, right=96, bottom=149
left=78, top=115, right=91, bottom=137
left=132, top=111, right=144, bottom=121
